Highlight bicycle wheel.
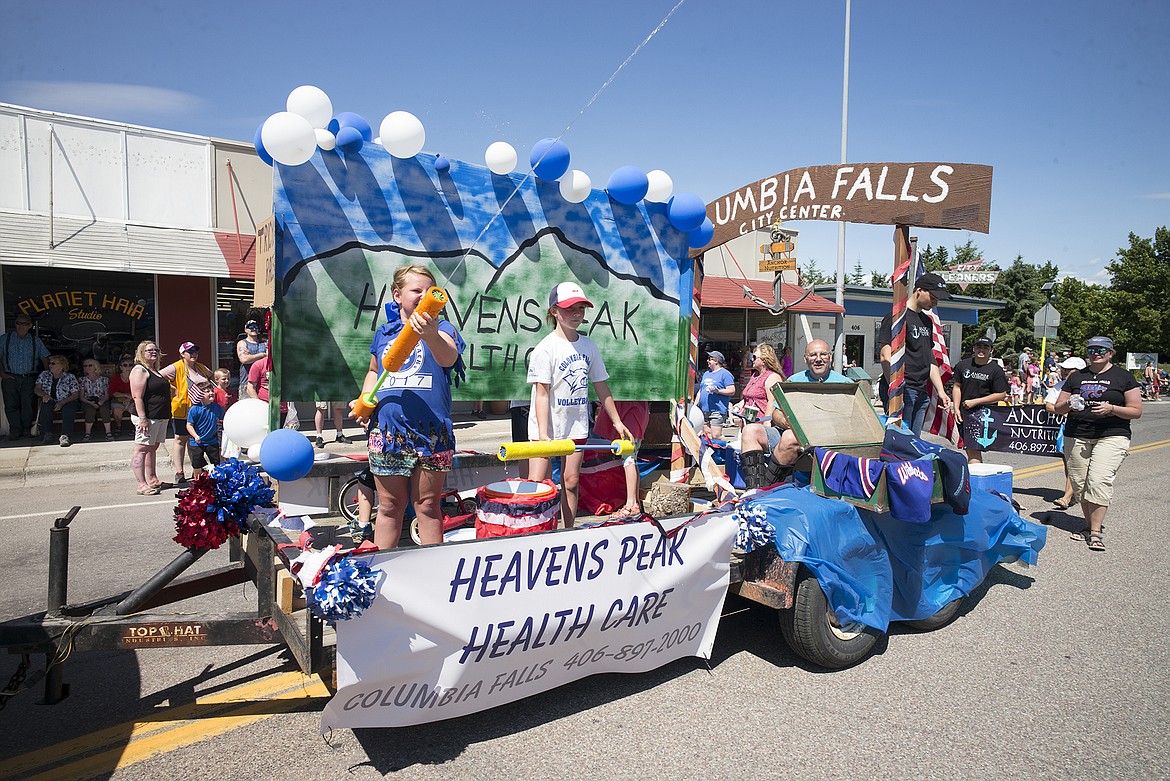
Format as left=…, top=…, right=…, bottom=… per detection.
left=338, top=477, right=378, bottom=523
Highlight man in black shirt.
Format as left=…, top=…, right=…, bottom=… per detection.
left=951, top=335, right=1009, bottom=463
left=878, top=272, right=953, bottom=435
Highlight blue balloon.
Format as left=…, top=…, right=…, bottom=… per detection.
left=326, top=117, right=340, bottom=135
left=434, top=155, right=451, bottom=173
left=259, top=429, right=315, bottom=482
left=253, top=124, right=273, bottom=166
left=688, top=217, right=715, bottom=248
left=529, top=138, right=570, bottom=181
left=335, top=126, right=364, bottom=152
left=606, top=166, right=649, bottom=204
left=334, top=112, right=372, bottom=142
left=668, top=192, right=707, bottom=232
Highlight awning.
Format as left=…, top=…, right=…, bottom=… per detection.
left=700, top=277, right=845, bottom=314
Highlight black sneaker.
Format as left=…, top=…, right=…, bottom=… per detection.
left=42, top=434, right=54, bottom=445
left=59, top=435, right=71, bottom=448
left=335, top=433, right=349, bottom=444
left=315, top=436, right=325, bottom=449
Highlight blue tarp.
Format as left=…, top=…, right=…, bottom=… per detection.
left=736, top=485, right=1047, bottom=632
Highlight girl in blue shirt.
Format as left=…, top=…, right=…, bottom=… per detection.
left=353, top=265, right=464, bottom=549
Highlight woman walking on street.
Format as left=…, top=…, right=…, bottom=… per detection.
left=129, top=341, right=173, bottom=495
left=1053, top=336, right=1142, bottom=552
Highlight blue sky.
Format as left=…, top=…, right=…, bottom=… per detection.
left=2, top=0, right=1167, bottom=284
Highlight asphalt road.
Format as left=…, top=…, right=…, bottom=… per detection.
left=1, top=406, right=1167, bottom=780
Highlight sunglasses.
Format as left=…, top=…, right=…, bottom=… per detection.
left=1086, top=347, right=1110, bottom=356
left=15, top=321, right=31, bottom=326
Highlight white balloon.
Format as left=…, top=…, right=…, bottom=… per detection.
left=687, top=403, right=705, bottom=432
left=559, top=169, right=592, bottom=203
left=485, top=141, right=517, bottom=175
left=314, top=128, right=336, bottom=151
left=379, top=111, right=426, bottom=158
left=286, top=85, right=333, bottom=129
left=223, top=398, right=270, bottom=449
left=261, top=111, right=316, bottom=166
left=645, top=169, right=674, bottom=202
left=247, top=442, right=263, bottom=462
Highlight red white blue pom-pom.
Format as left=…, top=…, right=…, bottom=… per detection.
left=208, top=457, right=276, bottom=525
left=733, top=503, right=773, bottom=553
left=305, top=556, right=381, bottom=622
left=173, top=473, right=241, bottom=550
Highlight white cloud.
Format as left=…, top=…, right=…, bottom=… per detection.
left=1, top=80, right=205, bottom=118
left=1139, top=192, right=1170, bottom=200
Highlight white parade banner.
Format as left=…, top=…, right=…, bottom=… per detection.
left=320, top=514, right=735, bottom=732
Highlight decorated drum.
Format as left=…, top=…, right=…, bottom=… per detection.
left=475, top=479, right=560, bottom=538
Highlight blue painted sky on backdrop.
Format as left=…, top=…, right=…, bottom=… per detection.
left=1, top=0, right=1167, bottom=284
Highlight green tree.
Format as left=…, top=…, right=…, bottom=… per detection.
left=965, top=256, right=1060, bottom=355
left=918, top=243, right=950, bottom=272
left=1053, top=277, right=1111, bottom=350
left=851, top=260, right=866, bottom=286
left=1104, top=227, right=1170, bottom=355
left=951, top=239, right=982, bottom=266
left=869, top=270, right=890, bottom=288
left=801, top=258, right=830, bottom=286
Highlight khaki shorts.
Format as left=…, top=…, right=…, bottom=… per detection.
left=1065, top=435, right=1130, bottom=507
left=131, top=415, right=169, bottom=446
left=315, top=401, right=348, bottom=411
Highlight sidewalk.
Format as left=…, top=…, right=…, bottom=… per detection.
left=0, top=411, right=515, bottom=482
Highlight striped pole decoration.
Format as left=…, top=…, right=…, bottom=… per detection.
left=886, top=229, right=913, bottom=424
left=672, top=256, right=705, bottom=482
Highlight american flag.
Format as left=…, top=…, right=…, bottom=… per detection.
left=924, top=298, right=962, bottom=447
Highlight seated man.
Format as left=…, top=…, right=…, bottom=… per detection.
left=739, top=339, right=851, bottom=489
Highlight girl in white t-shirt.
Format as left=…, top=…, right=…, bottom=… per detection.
left=527, top=282, right=631, bottom=527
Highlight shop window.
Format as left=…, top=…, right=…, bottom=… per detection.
left=3, top=266, right=155, bottom=371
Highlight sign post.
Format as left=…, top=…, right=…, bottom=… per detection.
left=1032, top=302, right=1061, bottom=371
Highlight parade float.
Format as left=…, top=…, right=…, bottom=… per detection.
left=0, top=87, right=1045, bottom=732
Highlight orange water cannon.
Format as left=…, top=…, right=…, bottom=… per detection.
left=351, top=286, right=450, bottom=422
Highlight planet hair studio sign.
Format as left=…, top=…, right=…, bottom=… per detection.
left=320, top=515, right=734, bottom=732
left=703, top=162, right=993, bottom=250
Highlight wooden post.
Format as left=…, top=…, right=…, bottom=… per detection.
left=886, top=225, right=912, bottom=424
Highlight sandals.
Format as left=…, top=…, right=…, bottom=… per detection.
left=1051, top=498, right=1073, bottom=510
left=1070, top=523, right=1105, bottom=542
left=609, top=506, right=643, bottom=521
left=1071, top=528, right=1107, bottom=551
left=136, top=486, right=161, bottom=496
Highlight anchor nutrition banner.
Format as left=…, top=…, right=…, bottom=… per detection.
left=320, top=515, right=735, bottom=732
left=960, top=404, right=1064, bottom=457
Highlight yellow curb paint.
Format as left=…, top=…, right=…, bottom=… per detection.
left=2, top=671, right=326, bottom=781
left=29, top=681, right=331, bottom=781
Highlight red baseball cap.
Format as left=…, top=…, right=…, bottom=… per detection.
left=549, top=282, right=593, bottom=309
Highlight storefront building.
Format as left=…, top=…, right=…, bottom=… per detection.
left=0, top=104, right=271, bottom=432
